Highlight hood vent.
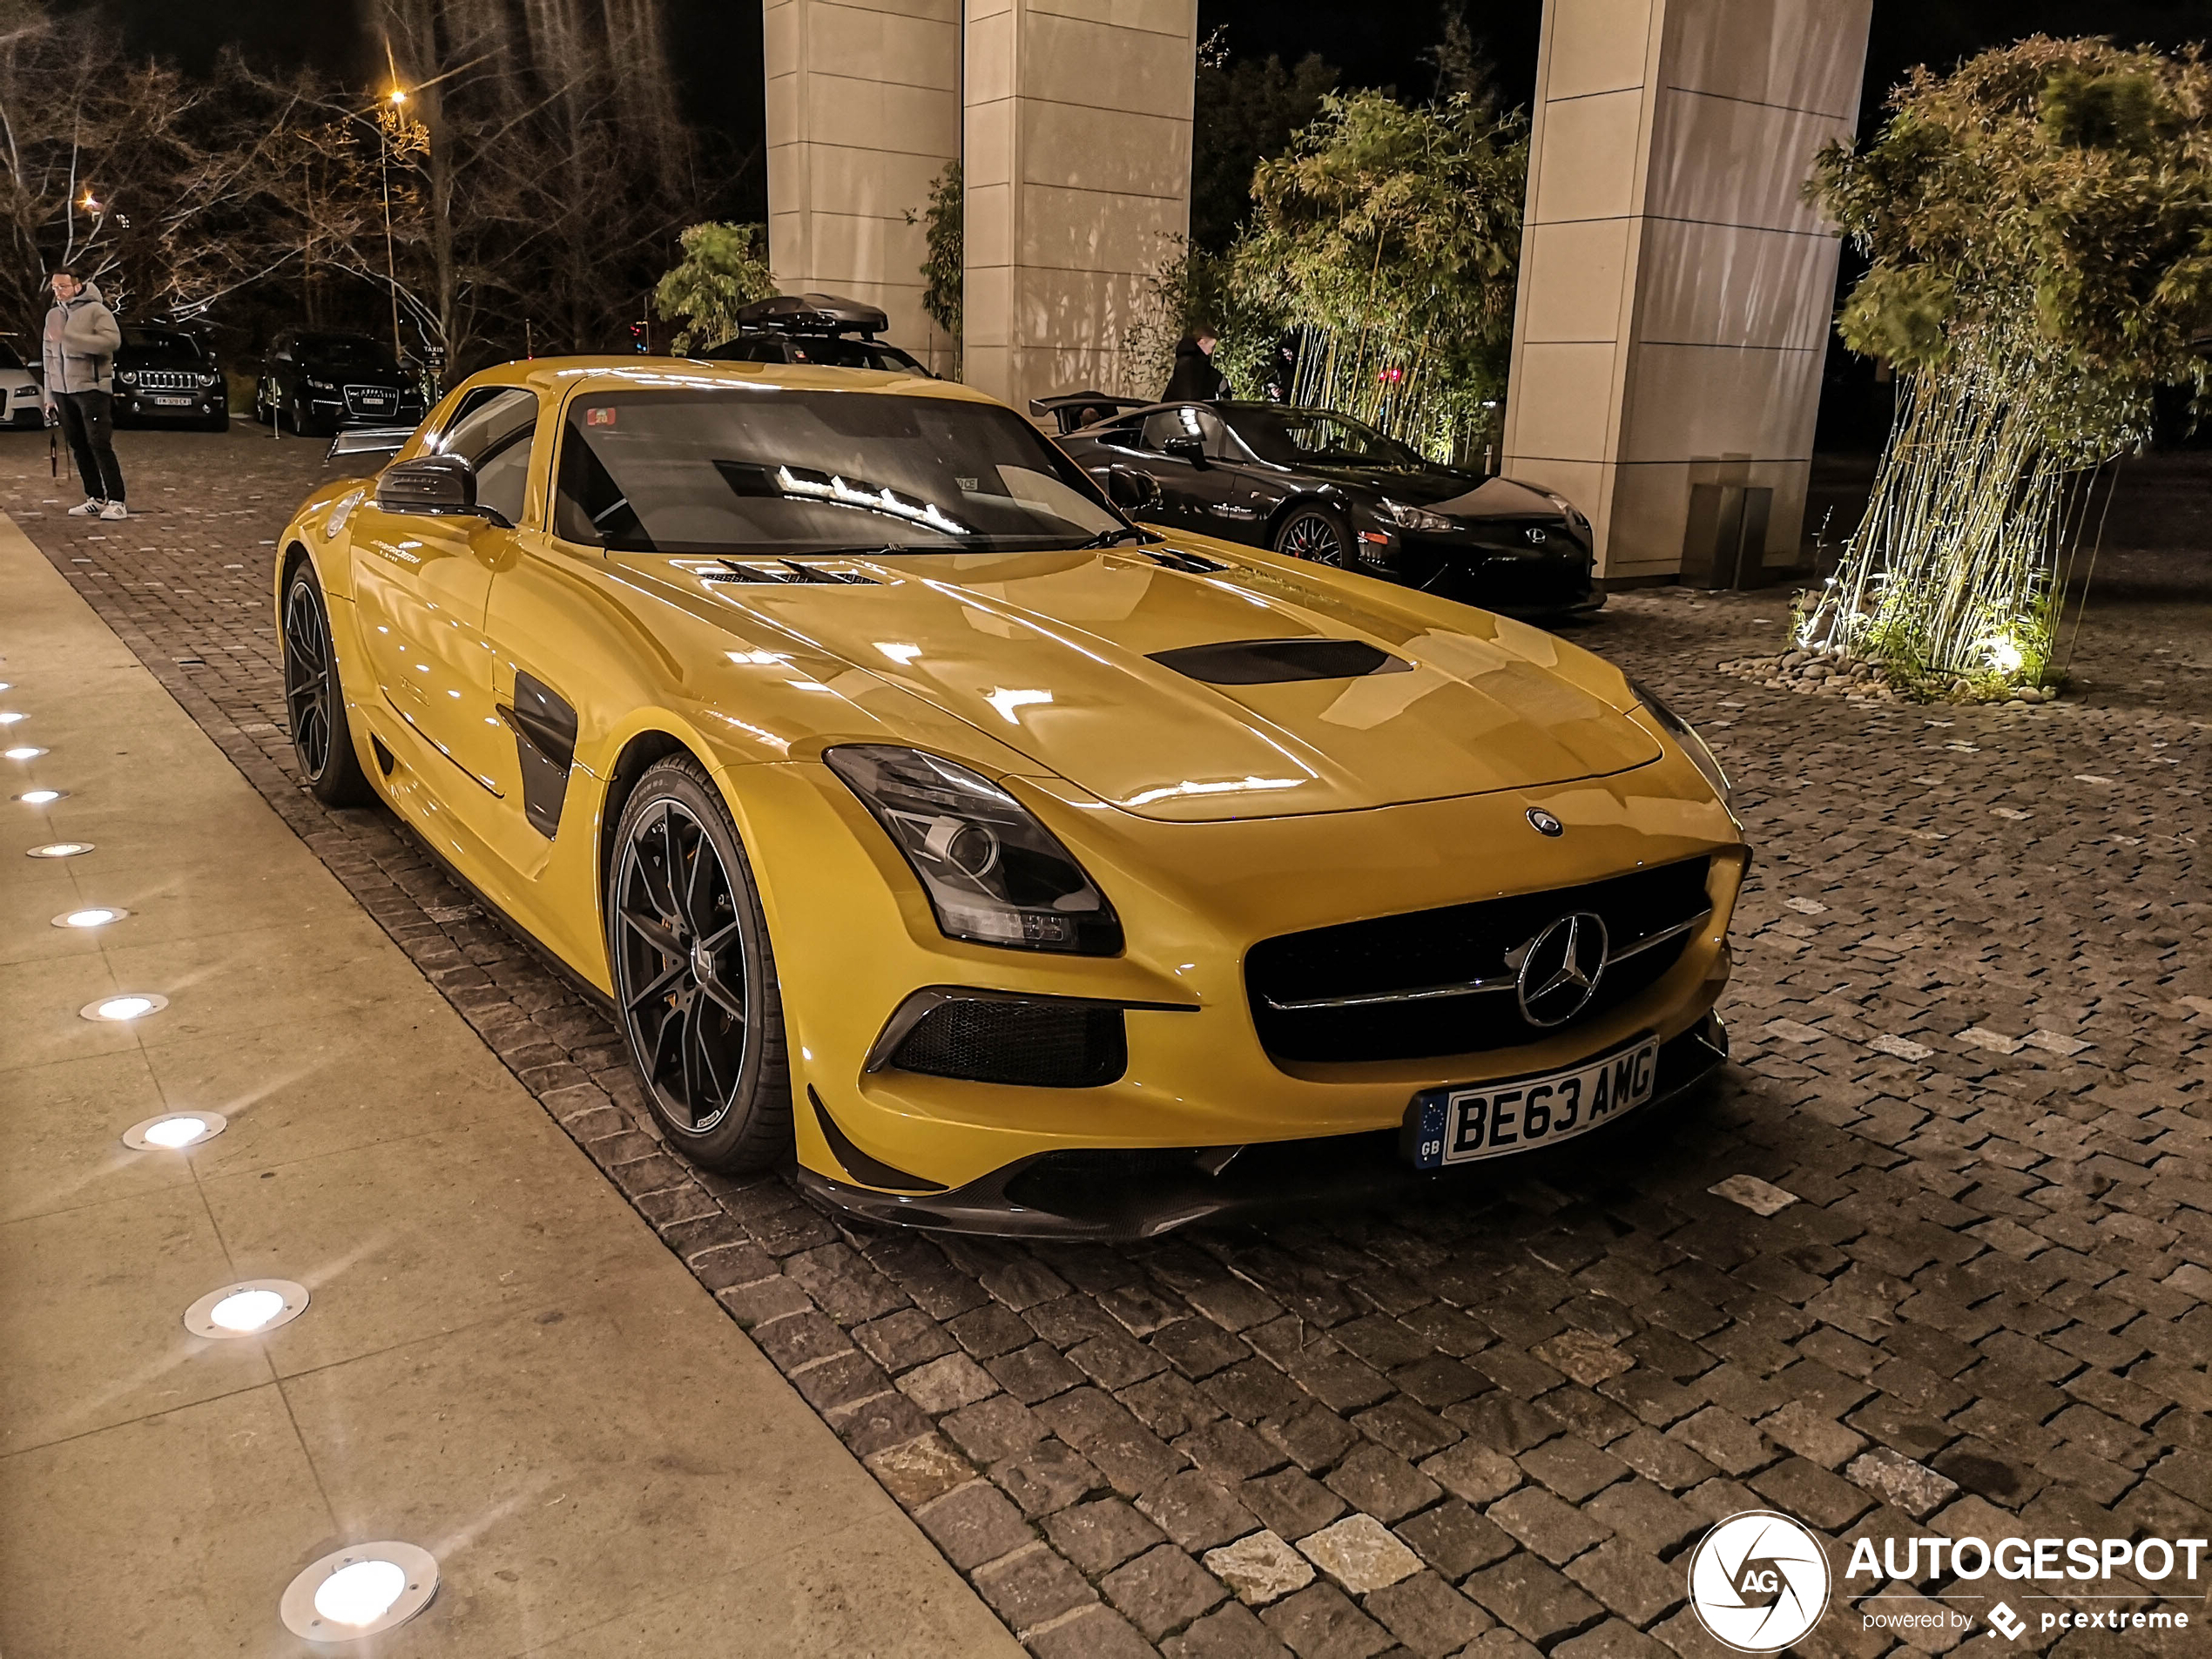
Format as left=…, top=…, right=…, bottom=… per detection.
left=1144, top=549, right=1231, bottom=575
left=1149, top=637, right=1412, bottom=685
left=701, top=560, right=879, bottom=586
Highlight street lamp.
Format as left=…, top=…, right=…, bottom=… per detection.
left=379, top=91, right=406, bottom=363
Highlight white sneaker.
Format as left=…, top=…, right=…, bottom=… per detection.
left=98, top=502, right=128, bottom=521
left=66, top=499, right=103, bottom=516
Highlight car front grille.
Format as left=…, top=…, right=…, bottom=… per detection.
left=343, top=384, right=404, bottom=415
left=1245, top=857, right=1713, bottom=1063
left=134, top=370, right=201, bottom=391
left=1426, top=553, right=1591, bottom=613
left=889, top=996, right=1127, bottom=1088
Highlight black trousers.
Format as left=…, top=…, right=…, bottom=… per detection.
left=55, top=390, right=125, bottom=503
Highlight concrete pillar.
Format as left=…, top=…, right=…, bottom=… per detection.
left=1501, top=0, right=1871, bottom=580
left=763, top=0, right=962, bottom=372
left=961, top=0, right=1197, bottom=410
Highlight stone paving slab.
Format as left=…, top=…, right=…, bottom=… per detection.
left=3, top=427, right=2207, bottom=1659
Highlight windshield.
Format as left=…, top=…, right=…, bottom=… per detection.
left=554, top=388, right=1128, bottom=554
left=1219, top=406, right=1425, bottom=469
left=300, top=335, right=395, bottom=370
left=122, top=328, right=208, bottom=368
left=0, top=341, right=22, bottom=371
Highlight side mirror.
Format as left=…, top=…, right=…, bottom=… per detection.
left=378, top=452, right=494, bottom=521
left=1162, top=435, right=1207, bottom=467
left=1104, top=466, right=1163, bottom=515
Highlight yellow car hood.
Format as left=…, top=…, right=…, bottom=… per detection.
left=686, top=546, right=1661, bottom=823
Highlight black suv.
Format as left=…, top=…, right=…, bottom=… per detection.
left=256, top=331, right=427, bottom=435
left=113, top=326, right=228, bottom=430
left=698, top=293, right=933, bottom=375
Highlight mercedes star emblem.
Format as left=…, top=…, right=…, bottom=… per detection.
left=1514, top=912, right=1608, bottom=1027
left=1527, top=807, right=1563, bottom=837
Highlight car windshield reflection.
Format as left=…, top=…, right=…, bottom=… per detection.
left=554, top=388, right=1130, bottom=555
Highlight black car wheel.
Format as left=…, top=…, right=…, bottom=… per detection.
left=1274, top=504, right=1352, bottom=568
left=281, top=563, right=374, bottom=806
left=608, top=757, right=792, bottom=1173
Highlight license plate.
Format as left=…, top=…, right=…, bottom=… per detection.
left=1407, top=1035, right=1660, bottom=1169
left=151, top=395, right=192, bottom=406
left=356, top=395, right=390, bottom=406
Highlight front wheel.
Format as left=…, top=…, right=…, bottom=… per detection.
left=281, top=563, right=374, bottom=806
left=1273, top=504, right=1352, bottom=567
left=607, top=757, right=792, bottom=1173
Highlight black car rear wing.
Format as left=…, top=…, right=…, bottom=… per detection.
left=1029, top=391, right=1147, bottom=435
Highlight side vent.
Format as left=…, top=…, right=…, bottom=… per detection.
left=1144, top=549, right=1231, bottom=575
left=700, top=560, right=880, bottom=586
left=497, top=671, right=577, bottom=837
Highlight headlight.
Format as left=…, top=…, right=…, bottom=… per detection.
left=118, top=370, right=137, bottom=384
left=307, top=376, right=335, bottom=391
left=1543, top=492, right=1590, bottom=533
left=1629, top=678, right=1732, bottom=809
left=1379, top=498, right=1455, bottom=534
left=826, top=745, right=1122, bottom=954
left=199, top=371, right=220, bottom=385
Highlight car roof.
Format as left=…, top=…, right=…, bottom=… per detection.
left=455, top=355, right=998, bottom=407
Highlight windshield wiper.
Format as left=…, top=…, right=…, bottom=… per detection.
left=1076, top=526, right=1161, bottom=549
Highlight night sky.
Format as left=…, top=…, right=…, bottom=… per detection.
left=78, top=0, right=2212, bottom=179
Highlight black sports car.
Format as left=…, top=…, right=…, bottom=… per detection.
left=113, top=326, right=228, bottom=430
left=255, top=330, right=428, bottom=436
left=1051, top=399, right=1602, bottom=618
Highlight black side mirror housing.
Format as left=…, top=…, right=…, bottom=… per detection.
left=1104, top=466, right=1164, bottom=515
left=1162, top=435, right=1207, bottom=467
left=379, top=452, right=499, bottom=523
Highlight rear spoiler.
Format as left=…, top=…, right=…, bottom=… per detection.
left=1028, top=391, right=1147, bottom=435
left=326, top=427, right=415, bottom=463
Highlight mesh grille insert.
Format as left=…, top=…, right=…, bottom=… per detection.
left=890, top=998, right=1127, bottom=1088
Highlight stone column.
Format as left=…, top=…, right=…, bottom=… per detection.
left=764, top=0, right=962, bottom=372
left=961, top=0, right=1197, bottom=410
left=1500, top=0, right=1871, bottom=580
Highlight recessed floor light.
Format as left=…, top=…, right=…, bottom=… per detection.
left=184, top=1278, right=308, bottom=1339
left=52, top=906, right=128, bottom=928
left=27, top=841, right=92, bottom=859
left=16, top=788, right=65, bottom=805
left=5, top=745, right=48, bottom=761
left=0, top=712, right=24, bottom=725
left=81, top=992, right=166, bottom=1022
left=280, top=1541, right=438, bottom=1642
left=124, top=1109, right=226, bottom=1150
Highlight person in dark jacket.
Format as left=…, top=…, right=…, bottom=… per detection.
left=1162, top=329, right=1230, bottom=401
left=41, top=268, right=127, bottom=520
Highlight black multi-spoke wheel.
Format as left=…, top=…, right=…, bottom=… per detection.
left=1273, top=504, right=1352, bottom=567
left=609, top=757, right=791, bottom=1171
left=281, top=564, right=374, bottom=806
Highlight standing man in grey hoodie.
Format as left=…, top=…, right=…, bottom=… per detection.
left=42, top=267, right=128, bottom=521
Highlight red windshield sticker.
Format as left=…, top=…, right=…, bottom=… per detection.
left=585, top=406, right=617, bottom=427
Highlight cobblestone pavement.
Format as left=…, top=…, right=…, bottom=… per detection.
left=6, top=428, right=2209, bottom=1659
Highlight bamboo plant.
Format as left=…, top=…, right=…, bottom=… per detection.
left=1803, top=40, right=2212, bottom=692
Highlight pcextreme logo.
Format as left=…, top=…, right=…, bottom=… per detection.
left=1688, top=1512, right=1832, bottom=1652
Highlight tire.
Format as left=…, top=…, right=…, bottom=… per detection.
left=280, top=562, right=375, bottom=806
left=606, top=756, right=793, bottom=1173
left=1272, top=503, right=1352, bottom=568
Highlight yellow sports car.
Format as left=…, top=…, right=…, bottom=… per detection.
left=276, top=358, right=1746, bottom=1237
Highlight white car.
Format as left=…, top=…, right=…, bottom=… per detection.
left=0, top=343, right=43, bottom=429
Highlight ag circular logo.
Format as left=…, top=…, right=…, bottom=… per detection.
left=1687, top=1511, right=1831, bottom=1652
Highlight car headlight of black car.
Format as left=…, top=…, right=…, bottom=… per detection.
left=826, top=745, right=1123, bottom=954
left=1629, top=679, right=1732, bottom=809
left=1379, top=498, right=1456, bottom=534
left=307, top=376, right=336, bottom=391
left=1542, top=492, right=1591, bottom=536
